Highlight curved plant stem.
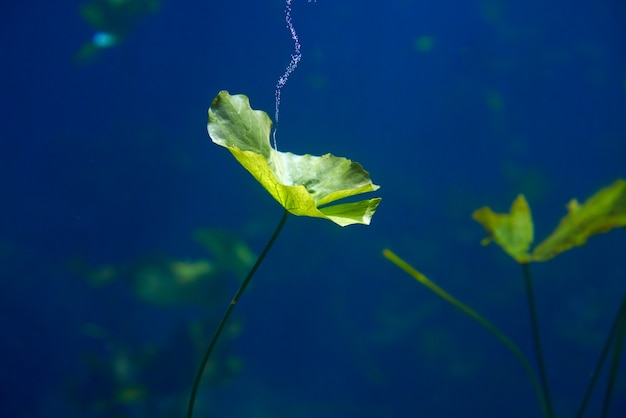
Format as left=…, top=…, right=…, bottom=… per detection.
left=522, top=263, right=554, bottom=418
left=382, top=249, right=551, bottom=418
left=187, top=209, right=289, bottom=418
left=575, top=292, right=626, bottom=418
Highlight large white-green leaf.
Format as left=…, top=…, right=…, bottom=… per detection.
left=208, top=90, right=381, bottom=226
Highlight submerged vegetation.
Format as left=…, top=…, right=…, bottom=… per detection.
left=187, top=90, right=381, bottom=417
left=63, top=2, right=624, bottom=417
left=385, top=179, right=626, bottom=417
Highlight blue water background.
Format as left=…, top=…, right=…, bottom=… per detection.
left=1, top=0, right=625, bottom=417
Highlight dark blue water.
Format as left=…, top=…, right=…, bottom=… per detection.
left=1, top=1, right=625, bottom=417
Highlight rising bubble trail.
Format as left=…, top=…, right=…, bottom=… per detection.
left=273, top=0, right=314, bottom=150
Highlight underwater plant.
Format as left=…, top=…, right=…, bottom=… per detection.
left=186, top=92, right=381, bottom=417
left=186, top=2, right=381, bottom=415
left=384, top=179, right=626, bottom=418
left=69, top=227, right=251, bottom=416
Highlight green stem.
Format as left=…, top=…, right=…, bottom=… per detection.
left=575, top=292, right=626, bottom=418
left=382, top=249, right=551, bottom=418
left=187, top=209, right=289, bottom=418
left=522, top=263, right=554, bottom=418
left=601, top=306, right=626, bottom=418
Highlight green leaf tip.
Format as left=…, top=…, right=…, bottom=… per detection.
left=208, top=90, right=382, bottom=226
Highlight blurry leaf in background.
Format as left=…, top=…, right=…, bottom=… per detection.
left=193, top=228, right=256, bottom=281
left=472, top=194, right=534, bottom=263
left=72, top=255, right=224, bottom=307
left=70, top=228, right=258, bottom=306
left=532, top=179, right=626, bottom=261
left=132, top=258, right=221, bottom=306
left=472, top=179, right=626, bottom=263
left=207, top=91, right=382, bottom=226
left=170, top=260, right=214, bottom=285
left=76, top=0, right=161, bottom=62
left=69, top=256, right=119, bottom=286
left=72, top=318, right=242, bottom=416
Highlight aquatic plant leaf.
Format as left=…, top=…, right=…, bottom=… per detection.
left=472, top=195, right=534, bottom=263
left=532, top=179, right=626, bottom=261
left=208, top=91, right=381, bottom=226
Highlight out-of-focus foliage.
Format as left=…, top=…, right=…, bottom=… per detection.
left=76, top=0, right=160, bottom=62
left=473, top=194, right=534, bottom=263
left=67, top=228, right=252, bottom=416
left=71, top=228, right=256, bottom=306
left=473, top=179, right=626, bottom=263
left=194, top=228, right=256, bottom=281
left=69, top=319, right=242, bottom=417
left=533, top=179, right=626, bottom=261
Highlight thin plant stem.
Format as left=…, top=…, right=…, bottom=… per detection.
left=187, top=209, right=289, bottom=418
left=522, top=263, right=554, bottom=418
left=601, top=318, right=626, bottom=417
left=576, top=293, right=626, bottom=418
left=382, top=249, right=551, bottom=418
left=600, top=294, right=626, bottom=418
